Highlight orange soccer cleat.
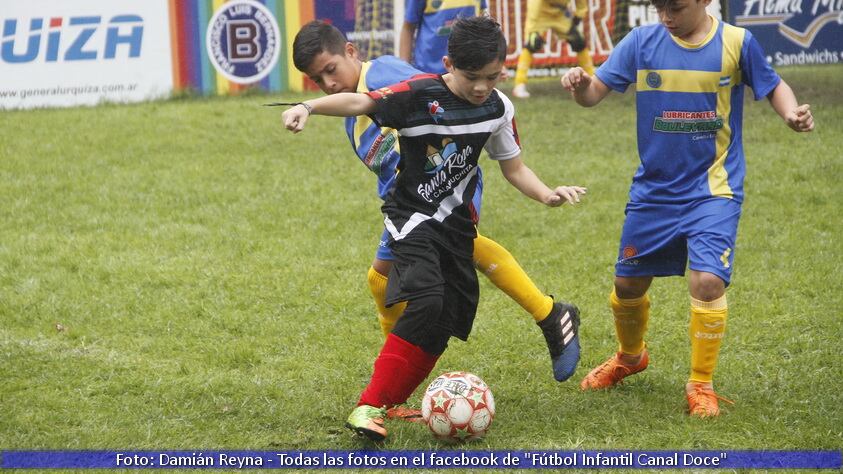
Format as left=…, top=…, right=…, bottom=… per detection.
left=686, top=383, right=734, bottom=418
left=580, top=349, right=649, bottom=390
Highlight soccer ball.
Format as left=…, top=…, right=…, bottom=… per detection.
left=421, top=371, right=495, bottom=441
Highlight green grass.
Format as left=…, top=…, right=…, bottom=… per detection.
left=1, top=65, right=841, bottom=469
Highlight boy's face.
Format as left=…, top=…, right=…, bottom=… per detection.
left=655, top=0, right=711, bottom=39
left=303, top=42, right=361, bottom=95
left=442, top=57, right=505, bottom=105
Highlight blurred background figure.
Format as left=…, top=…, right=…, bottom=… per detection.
left=400, top=0, right=488, bottom=74
left=512, top=0, right=595, bottom=98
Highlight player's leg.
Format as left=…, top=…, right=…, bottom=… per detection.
left=473, top=234, right=553, bottom=321
left=471, top=174, right=580, bottom=380
left=513, top=0, right=551, bottom=98
left=471, top=173, right=553, bottom=320
left=474, top=233, right=580, bottom=381
left=683, top=198, right=741, bottom=417
left=566, top=0, right=595, bottom=75
left=582, top=201, right=686, bottom=389
left=367, top=229, right=407, bottom=337
left=348, top=239, right=449, bottom=441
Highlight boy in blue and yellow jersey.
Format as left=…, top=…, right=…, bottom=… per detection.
left=291, top=22, right=583, bottom=389
left=512, top=0, right=596, bottom=99
left=400, top=0, right=487, bottom=74
left=561, top=0, right=814, bottom=417
left=285, top=17, right=587, bottom=441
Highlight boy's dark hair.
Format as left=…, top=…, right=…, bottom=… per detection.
left=292, top=20, right=347, bottom=72
left=649, top=0, right=682, bottom=9
left=447, top=16, right=507, bottom=71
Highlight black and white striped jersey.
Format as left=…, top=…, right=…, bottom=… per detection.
left=366, top=74, right=521, bottom=256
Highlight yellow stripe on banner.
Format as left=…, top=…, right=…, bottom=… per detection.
left=285, top=0, right=302, bottom=92
left=708, top=24, right=745, bottom=199
left=424, top=0, right=482, bottom=14
left=213, top=0, right=230, bottom=95
left=637, top=70, right=723, bottom=93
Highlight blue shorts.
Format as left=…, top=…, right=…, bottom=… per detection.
left=376, top=175, right=484, bottom=261
left=615, top=197, right=741, bottom=285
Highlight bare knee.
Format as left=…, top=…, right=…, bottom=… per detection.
left=689, top=271, right=725, bottom=301
left=372, top=258, right=392, bottom=277
left=614, top=276, right=652, bottom=299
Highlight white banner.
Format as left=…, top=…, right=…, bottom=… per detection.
left=0, top=0, right=172, bottom=110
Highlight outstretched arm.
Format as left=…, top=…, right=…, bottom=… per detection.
left=498, top=156, right=587, bottom=207
left=560, top=67, right=611, bottom=107
left=282, top=93, right=377, bottom=133
left=767, top=79, right=814, bottom=132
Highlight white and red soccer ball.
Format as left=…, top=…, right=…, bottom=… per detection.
left=421, top=371, right=495, bottom=441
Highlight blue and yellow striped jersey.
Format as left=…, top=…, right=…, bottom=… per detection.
left=596, top=17, right=781, bottom=204
left=344, top=56, right=421, bottom=199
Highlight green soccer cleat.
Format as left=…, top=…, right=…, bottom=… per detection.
left=345, top=405, right=388, bottom=441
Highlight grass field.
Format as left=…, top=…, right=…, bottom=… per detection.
left=1, top=65, right=841, bottom=469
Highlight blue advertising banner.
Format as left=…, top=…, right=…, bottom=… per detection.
left=1, top=450, right=841, bottom=469
left=730, top=0, right=843, bottom=67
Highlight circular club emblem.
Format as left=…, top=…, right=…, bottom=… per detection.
left=206, top=0, right=281, bottom=84
left=646, top=71, right=662, bottom=89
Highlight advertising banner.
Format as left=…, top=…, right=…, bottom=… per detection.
left=0, top=0, right=173, bottom=109
left=731, top=0, right=843, bottom=67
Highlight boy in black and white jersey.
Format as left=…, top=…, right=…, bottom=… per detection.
left=282, top=16, right=586, bottom=442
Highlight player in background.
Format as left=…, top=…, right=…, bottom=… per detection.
left=292, top=21, right=582, bottom=391
left=400, top=0, right=487, bottom=75
left=560, top=0, right=814, bottom=417
left=512, top=0, right=596, bottom=99
left=284, top=16, right=587, bottom=441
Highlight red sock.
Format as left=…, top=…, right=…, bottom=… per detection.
left=358, top=334, right=439, bottom=407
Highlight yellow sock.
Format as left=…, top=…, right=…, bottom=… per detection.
left=611, top=289, right=650, bottom=355
left=473, top=234, right=553, bottom=321
left=577, top=49, right=595, bottom=76
left=514, top=49, right=533, bottom=86
left=689, top=295, right=727, bottom=383
left=366, top=266, right=407, bottom=338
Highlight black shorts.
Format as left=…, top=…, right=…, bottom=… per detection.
left=385, top=236, right=479, bottom=343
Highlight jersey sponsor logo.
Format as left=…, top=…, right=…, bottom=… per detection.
left=418, top=139, right=474, bottom=202
left=646, top=71, right=662, bottom=88
left=206, top=0, right=280, bottom=84
left=1, top=15, right=143, bottom=64
left=435, top=19, right=457, bottom=37
left=363, top=132, right=397, bottom=172
left=653, top=110, right=724, bottom=133
left=428, top=100, right=445, bottom=122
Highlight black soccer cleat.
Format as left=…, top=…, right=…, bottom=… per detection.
left=537, top=302, right=581, bottom=382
